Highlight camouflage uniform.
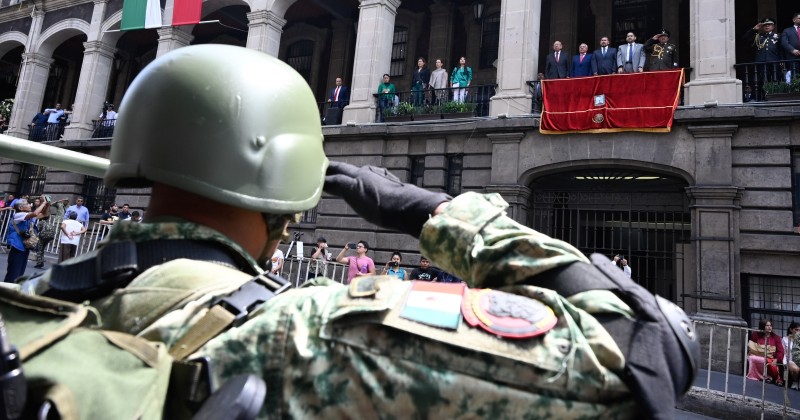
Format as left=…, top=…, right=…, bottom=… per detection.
left=196, top=193, right=638, bottom=418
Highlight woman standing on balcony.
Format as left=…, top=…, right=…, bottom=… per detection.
left=746, top=319, right=784, bottom=386
left=450, top=56, right=472, bottom=103
left=429, top=58, right=448, bottom=105
left=411, top=57, right=430, bottom=106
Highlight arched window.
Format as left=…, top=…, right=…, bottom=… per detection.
left=390, top=26, right=408, bottom=77
left=479, top=13, right=501, bottom=69
left=287, top=40, right=314, bottom=82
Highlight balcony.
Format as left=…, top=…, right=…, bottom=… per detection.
left=371, top=84, right=496, bottom=123
left=735, top=60, right=800, bottom=103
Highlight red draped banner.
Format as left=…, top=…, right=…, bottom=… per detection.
left=539, top=69, right=684, bottom=134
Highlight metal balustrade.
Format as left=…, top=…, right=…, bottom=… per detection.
left=372, top=84, right=496, bottom=122
left=734, top=60, right=800, bottom=102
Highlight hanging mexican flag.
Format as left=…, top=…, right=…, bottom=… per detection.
left=173, top=0, right=202, bottom=26
left=121, top=0, right=162, bottom=31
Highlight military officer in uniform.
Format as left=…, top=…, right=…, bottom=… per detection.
left=742, top=18, right=783, bottom=100
left=643, top=30, right=678, bottom=71
left=18, top=44, right=698, bottom=419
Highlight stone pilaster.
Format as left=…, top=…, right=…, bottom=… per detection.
left=342, top=0, right=401, bottom=124
left=485, top=184, right=532, bottom=225
left=63, top=41, right=117, bottom=140
left=325, top=19, right=355, bottom=88
left=88, top=0, right=109, bottom=41
left=684, top=125, right=743, bottom=325
left=683, top=0, right=742, bottom=105
left=246, top=10, right=287, bottom=57
left=489, top=0, right=541, bottom=117
left=428, top=2, right=454, bottom=67
left=156, top=27, right=194, bottom=58
left=7, top=53, right=53, bottom=138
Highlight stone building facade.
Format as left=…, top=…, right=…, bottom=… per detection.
left=0, top=0, right=798, bottom=368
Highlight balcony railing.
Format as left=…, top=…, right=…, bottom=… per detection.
left=372, top=84, right=496, bottom=123
left=27, top=121, right=66, bottom=142
left=734, top=60, right=800, bottom=102
left=91, top=118, right=117, bottom=139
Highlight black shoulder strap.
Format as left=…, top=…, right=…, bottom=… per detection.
left=44, top=239, right=256, bottom=302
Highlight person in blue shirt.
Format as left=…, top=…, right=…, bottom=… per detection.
left=381, top=251, right=407, bottom=280
left=65, top=196, right=90, bottom=227
left=4, top=195, right=49, bottom=282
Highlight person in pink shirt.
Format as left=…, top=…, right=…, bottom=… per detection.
left=336, top=240, right=375, bottom=284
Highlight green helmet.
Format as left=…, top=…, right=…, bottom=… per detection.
left=105, top=44, right=328, bottom=214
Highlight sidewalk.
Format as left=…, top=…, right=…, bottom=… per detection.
left=0, top=247, right=59, bottom=282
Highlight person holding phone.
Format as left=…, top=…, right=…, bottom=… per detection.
left=336, top=240, right=375, bottom=284
left=381, top=251, right=407, bottom=280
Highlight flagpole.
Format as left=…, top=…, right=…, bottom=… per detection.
left=103, top=20, right=220, bottom=33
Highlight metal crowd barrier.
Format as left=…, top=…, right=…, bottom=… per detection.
left=0, top=211, right=110, bottom=259
left=277, top=256, right=349, bottom=287
left=693, top=320, right=800, bottom=418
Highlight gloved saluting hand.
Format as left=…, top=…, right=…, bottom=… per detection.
left=324, top=161, right=451, bottom=238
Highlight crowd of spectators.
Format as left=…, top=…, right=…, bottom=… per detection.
left=746, top=319, right=800, bottom=390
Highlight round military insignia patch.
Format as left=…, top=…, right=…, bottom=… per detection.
left=461, top=289, right=557, bottom=339
left=592, top=113, right=604, bottom=124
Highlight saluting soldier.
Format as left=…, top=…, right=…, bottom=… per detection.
left=15, top=44, right=698, bottom=419
left=643, top=29, right=679, bottom=71
left=742, top=18, right=783, bottom=100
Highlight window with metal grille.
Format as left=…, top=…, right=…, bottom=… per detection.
left=81, top=176, right=116, bottom=215
left=17, top=164, right=48, bottom=197
left=793, top=149, right=800, bottom=230
left=410, top=156, right=425, bottom=187
left=300, top=206, right=318, bottom=224
left=743, top=274, right=800, bottom=335
left=287, top=40, right=314, bottom=82
left=390, top=26, right=408, bottom=77
left=480, top=13, right=501, bottom=69
left=446, top=154, right=463, bottom=196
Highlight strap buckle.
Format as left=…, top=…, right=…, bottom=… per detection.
left=213, top=272, right=292, bottom=327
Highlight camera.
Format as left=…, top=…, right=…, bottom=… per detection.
left=347, top=242, right=357, bottom=249
left=390, top=261, right=399, bottom=268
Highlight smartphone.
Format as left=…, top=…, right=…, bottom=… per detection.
left=347, top=242, right=357, bottom=248
left=45, top=195, right=52, bottom=203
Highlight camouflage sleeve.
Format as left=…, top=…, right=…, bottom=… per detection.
left=793, top=335, right=800, bottom=364
left=420, top=192, right=589, bottom=289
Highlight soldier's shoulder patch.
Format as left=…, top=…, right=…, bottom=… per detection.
left=400, top=281, right=465, bottom=330
left=349, top=276, right=392, bottom=297
left=462, top=288, right=557, bottom=339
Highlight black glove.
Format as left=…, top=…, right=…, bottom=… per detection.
left=324, top=161, right=451, bottom=238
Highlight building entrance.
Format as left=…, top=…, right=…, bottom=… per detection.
left=529, top=169, right=691, bottom=303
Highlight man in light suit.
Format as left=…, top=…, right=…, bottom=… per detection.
left=544, top=41, right=570, bottom=79
left=616, top=32, right=646, bottom=73
left=781, top=12, right=800, bottom=76
left=591, top=36, right=617, bottom=75
left=327, top=77, right=350, bottom=108
left=570, top=43, right=593, bottom=77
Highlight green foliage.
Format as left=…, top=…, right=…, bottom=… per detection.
left=0, top=98, right=13, bottom=122
left=438, top=101, right=477, bottom=114
left=763, top=76, right=800, bottom=95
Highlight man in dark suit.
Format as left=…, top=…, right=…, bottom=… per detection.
left=591, top=36, right=617, bottom=75
left=544, top=41, right=570, bottom=79
left=781, top=12, right=800, bottom=75
left=570, top=43, right=593, bottom=77
left=327, top=77, right=349, bottom=108
left=616, top=32, right=646, bottom=73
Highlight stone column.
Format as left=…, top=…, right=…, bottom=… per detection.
left=683, top=0, right=742, bottom=105
left=342, top=0, right=401, bottom=124
left=88, top=0, right=109, bottom=41
left=428, top=2, right=454, bottom=67
left=7, top=53, right=53, bottom=138
left=684, top=125, right=743, bottom=324
left=325, top=19, right=355, bottom=88
left=156, top=27, right=194, bottom=58
left=490, top=0, right=541, bottom=117
left=485, top=132, right=529, bottom=222
left=246, top=10, right=287, bottom=57
left=63, top=41, right=116, bottom=140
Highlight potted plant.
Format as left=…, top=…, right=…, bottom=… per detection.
left=764, top=76, right=800, bottom=102
left=412, top=104, right=441, bottom=121
left=440, top=101, right=477, bottom=119
left=0, top=98, right=13, bottom=132
left=384, top=101, right=414, bottom=122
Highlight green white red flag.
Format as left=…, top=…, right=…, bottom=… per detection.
left=121, top=0, right=202, bottom=31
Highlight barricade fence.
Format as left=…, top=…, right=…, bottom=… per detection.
left=277, top=256, right=349, bottom=287
left=0, top=211, right=111, bottom=259
left=693, top=320, right=799, bottom=418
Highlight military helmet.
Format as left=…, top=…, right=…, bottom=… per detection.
left=105, top=44, right=328, bottom=214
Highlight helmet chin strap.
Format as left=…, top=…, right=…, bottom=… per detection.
left=256, top=213, right=294, bottom=268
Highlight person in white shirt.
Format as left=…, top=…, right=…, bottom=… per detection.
left=59, top=211, right=87, bottom=262
left=270, top=248, right=284, bottom=274
left=100, top=103, right=118, bottom=120
left=782, top=322, right=800, bottom=389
